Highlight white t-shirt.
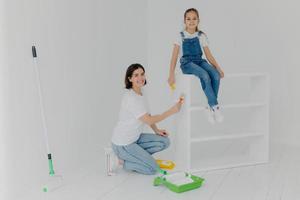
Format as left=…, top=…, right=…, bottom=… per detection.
left=111, top=89, right=149, bottom=145
left=174, top=30, right=209, bottom=58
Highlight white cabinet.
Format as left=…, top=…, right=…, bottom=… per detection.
left=174, top=73, right=269, bottom=171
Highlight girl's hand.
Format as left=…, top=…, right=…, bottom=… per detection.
left=156, top=129, right=169, bottom=137
left=218, top=68, right=225, bottom=78
left=168, top=74, right=176, bottom=87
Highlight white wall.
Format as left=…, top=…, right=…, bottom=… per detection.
left=1, top=0, right=300, bottom=199
left=0, top=0, right=146, bottom=199
left=96, top=0, right=148, bottom=147
left=279, top=0, right=300, bottom=145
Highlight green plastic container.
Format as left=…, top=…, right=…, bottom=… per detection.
left=153, top=172, right=204, bottom=193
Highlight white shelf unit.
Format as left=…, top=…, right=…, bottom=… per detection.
left=174, top=73, right=269, bottom=171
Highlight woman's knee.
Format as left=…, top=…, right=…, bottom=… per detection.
left=123, top=162, right=157, bottom=175
left=142, top=168, right=157, bottom=175
left=162, top=137, right=170, bottom=149
left=145, top=167, right=158, bottom=175
left=145, top=159, right=159, bottom=175
left=123, top=158, right=158, bottom=175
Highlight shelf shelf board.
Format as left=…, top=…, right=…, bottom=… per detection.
left=190, top=132, right=266, bottom=143
left=225, top=73, right=268, bottom=78
left=189, top=160, right=268, bottom=172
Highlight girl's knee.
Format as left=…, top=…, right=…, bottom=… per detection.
left=200, top=73, right=211, bottom=82
left=212, top=71, right=220, bottom=81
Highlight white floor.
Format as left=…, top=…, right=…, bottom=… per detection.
left=21, top=143, right=300, bottom=200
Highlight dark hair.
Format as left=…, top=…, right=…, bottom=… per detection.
left=184, top=8, right=201, bottom=32
left=124, top=63, right=147, bottom=89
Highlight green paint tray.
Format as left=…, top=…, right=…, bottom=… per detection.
left=153, top=171, right=204, bottom=193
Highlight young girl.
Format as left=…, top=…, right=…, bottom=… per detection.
left=111, top=63, right=184, bottom=175
left=168, top=8, right=225, bottom=123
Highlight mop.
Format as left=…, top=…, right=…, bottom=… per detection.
left=32, top=46, right=63, bottom=192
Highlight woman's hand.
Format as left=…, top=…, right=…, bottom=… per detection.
left=139, top=96, right=184, bottom=126
left=170, top=95, right=184, bottom=114
left=155, top=129, right=169, bottom=137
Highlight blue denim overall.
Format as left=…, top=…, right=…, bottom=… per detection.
left=179, top=31, right=220, bottom=107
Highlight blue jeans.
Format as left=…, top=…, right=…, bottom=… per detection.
left=181, top=60, right=220, bottom=107
left=111, top=133, right=170, bottom=175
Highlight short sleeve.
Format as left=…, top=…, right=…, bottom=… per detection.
left=199, top=33, right=209, bottom=47
left=126, top=96, right=147, bottom=119
left=174, top=33, right=182, bottom=46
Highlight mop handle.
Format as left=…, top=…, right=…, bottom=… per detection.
left=32, top=46, right=55, bottom=175
left=32, top=46, right=50, bottom=154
